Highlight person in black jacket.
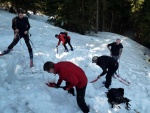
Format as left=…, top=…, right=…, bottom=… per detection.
left=92, top=55, right=118, bottom=89
left=107, top=39, right=123, bottom=61
left=2, top=8, right=33, bottom=66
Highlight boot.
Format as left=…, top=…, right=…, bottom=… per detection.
left=2, top=49, right=10, bottom=54
left=30, top=59, right=33, bottom=67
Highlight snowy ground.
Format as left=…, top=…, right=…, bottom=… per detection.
left=0, top=10, right=150, bottom=113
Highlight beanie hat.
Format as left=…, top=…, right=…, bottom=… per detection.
left=92, top=56, right=98, bottom=63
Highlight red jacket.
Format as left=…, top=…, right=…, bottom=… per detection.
left=54, top=61, right=87, bottom=89
left=57, top=34, right=71, bottom=46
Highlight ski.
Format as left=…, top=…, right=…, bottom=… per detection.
left=115, top=74, right=131, bottom=84
left=113, top=75, right=129, bottom=86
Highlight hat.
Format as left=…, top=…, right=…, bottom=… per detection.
left=92, top=56, right=98, bottom=63
left=43, top=61, right=54, bottom=71
left=55, top=34, right=59, bottom=37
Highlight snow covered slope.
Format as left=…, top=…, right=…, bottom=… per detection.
left=0, top=10, right=150, bottom=113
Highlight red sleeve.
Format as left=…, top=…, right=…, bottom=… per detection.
left=57, top=39, right=61, bottom=46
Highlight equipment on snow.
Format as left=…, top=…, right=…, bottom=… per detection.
left=113, top=74, right=130, bottom=86
left=106, top=88, right=131, bottom=110
left=45, top=82, right=65, bottom=88
left=46, top=82, right=75, bottom=96
left=90, top=76, right=101, bottom=83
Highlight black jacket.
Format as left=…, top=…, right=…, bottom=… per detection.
left=96, top=56, right=118, bottom=76
left=12, top=16, right=30, bottom=35
left=108, top=42, right=123, bottom=56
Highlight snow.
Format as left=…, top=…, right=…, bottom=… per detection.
left=0, top=10, right=150, bottom=113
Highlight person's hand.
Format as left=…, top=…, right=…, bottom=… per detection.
left=56, top=45, right=58, bottom=48
left=46, top=82, right=57, bottom=88
left=24, top=31, right=28, bottom=34
left=15, top=29, right=19, bottom=33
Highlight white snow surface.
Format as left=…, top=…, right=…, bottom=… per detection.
left=0, top=10, right=150, bottom=113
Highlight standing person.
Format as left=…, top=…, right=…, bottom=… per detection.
left=1, top=8, right=33, bottom=67
left=92, top=55, right=118, bottom=89
left=55, top=32, right=73, bottom=52
left=43, top=61, right=89, bottom=113
left=107, top=39, right=123, bottom=61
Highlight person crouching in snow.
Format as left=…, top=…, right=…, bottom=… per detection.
left=55, top=32, right=73, bottom=52
left=92, top=55, right=118, bottom=89
left=43, top=61, right=89, bottom=113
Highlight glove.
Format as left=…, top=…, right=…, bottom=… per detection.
left=54, top=84, right=60, bottom=88
left=56, top=45, right=58, bottom=48
left=46, top=82, right=58, bottom=88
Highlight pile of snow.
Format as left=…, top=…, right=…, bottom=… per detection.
left=0, top=10, right=150, bottom=113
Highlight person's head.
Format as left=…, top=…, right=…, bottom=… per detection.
left=116, top=39, right=121, bottom=45
left=17, top=8, right=24, bottom=19
left=43, top=61, right=55, bottom=74
left=55, top=34, right=59, bottom=38
left=92, top=56, right=98, bottom=63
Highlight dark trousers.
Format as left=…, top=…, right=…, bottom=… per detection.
left=76, top=85, right=89, bottom=113
left=8, top=34, right=33, bottom=59
left=63, top=39, right=73, bottom=50
left=105, top=63, right=118, bottom=88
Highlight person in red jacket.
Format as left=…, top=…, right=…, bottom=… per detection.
left=55, top=32, right=73, bottom=52
left=43, top=61, right=89, bottom=113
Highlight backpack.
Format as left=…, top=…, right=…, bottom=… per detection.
left=59, top=32, right=68, bottom=40
left=106, top=88, right=131, bottom=110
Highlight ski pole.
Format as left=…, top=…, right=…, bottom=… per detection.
left=28, top=36, right=45, bottom=63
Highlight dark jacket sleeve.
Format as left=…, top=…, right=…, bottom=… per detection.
left=100, top=66, right=107, bottom=76
left=12, top=17, right=17, bottom=31
left=107, top=42, right=113, bottom=47
left=26, top=17, right=30, bottom=31
left=97, top=59, right=107, bottom=76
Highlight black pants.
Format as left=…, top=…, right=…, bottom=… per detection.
left=63, top=39, right=73, bottom=50
left=76, top=85, right=89, bottom=113
left=105, top=63, right=118, bottom=88
left=8, top=34, right=33, bottom=59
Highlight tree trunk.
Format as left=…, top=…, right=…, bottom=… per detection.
left=102, top=0, right=105, bottom=31
left=96, top=0, right=99, bottom=33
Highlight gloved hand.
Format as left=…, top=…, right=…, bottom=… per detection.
left=56, top=45, right=58, bottom=48
left=46, top=82, right=58, bottom=88
left=54, top=84, right=60, bottom=88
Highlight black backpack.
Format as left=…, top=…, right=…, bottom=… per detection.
left=60, top=32, right=68, bottom=40
left=106, top=88, right=131, bottom=110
